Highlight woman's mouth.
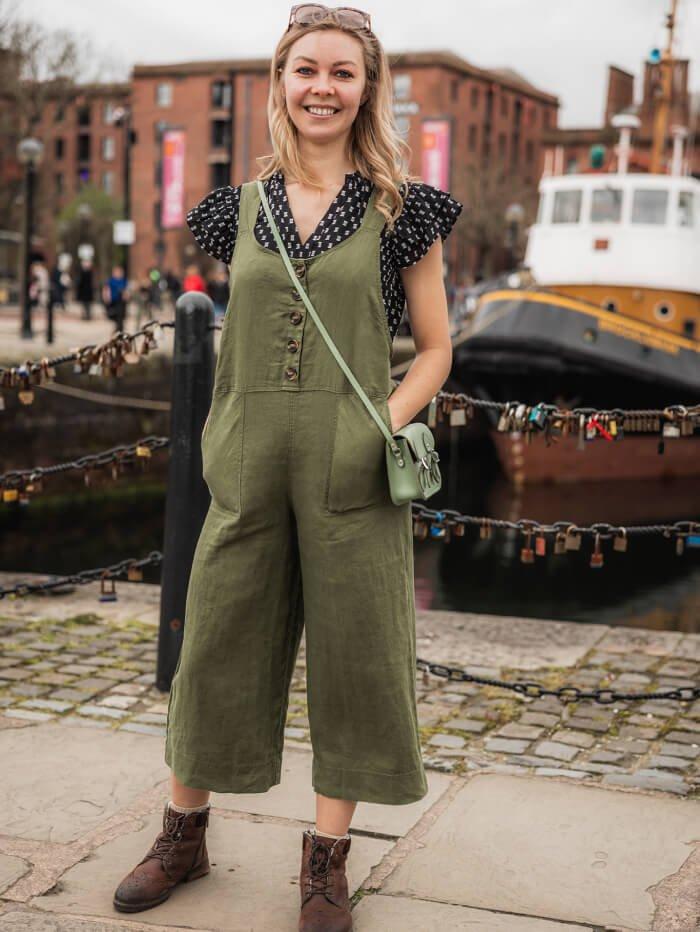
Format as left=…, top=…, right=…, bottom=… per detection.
left=303, top=106, right=340, bottom=118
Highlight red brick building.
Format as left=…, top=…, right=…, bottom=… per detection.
left=20, top=51, right=558, bottom=286
left=542, top=61, right=699, bottom=177
left=129, top=51, right=557, bottom=286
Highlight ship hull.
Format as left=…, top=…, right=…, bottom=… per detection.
left=453, top=289, right=700, bottom=483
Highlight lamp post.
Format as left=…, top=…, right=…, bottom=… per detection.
left=16, top=137, right=44, bottom=340
left=111, top=105, right=134, bottom=280
left=504, top=202, right=525, bottom=271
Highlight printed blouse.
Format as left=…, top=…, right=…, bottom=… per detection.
left=186, top=170, right=463, bottom=340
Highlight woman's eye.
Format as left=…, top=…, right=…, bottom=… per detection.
left=296, top=67, right=352, bottom=78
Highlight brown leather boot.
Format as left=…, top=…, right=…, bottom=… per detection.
left=113, top=802, right=210, bottom=912
left=298, top=828, right=353, bottom=931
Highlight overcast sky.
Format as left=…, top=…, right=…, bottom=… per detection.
left=18, top=0, right=700, bottom=127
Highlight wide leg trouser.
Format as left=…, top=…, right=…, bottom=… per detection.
left=164, top=389, right=428, bottom=805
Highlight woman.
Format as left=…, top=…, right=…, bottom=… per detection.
left=113, top=5, right=462, bottom=928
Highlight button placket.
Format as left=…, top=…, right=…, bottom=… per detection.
left=284, top=261, right=306, bottom=385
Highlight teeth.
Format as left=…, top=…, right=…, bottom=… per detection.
left=306, top=107, right=337, bottom=115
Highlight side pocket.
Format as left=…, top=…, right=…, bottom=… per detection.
left=201, top=390, right=245, bottom=515
left=325, top=393, right=392, bottom=513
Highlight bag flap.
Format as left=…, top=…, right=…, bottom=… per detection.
left=393, top=422, right=435, bottom=460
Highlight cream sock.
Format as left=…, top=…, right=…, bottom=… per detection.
left=168, top=799, right=211, bottom=814
left=313, top=825, right=350, bottom=840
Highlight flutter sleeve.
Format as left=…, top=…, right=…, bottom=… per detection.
left=390, top=181, right=464, bottom=268
left=185, top=185, right=241, bottom=265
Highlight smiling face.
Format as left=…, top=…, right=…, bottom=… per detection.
left=282, top=28, right=367, bottom=142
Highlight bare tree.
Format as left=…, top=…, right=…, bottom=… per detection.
left=452, top=159, right=538, bottom=281
left=0, top=0, right=122, bottom=230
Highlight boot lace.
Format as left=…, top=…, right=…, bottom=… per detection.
left=145, top=810, right=187, bottom=863
left=305, top=834, right=341, bottom=898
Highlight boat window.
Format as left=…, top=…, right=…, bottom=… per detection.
left=678, top=191, right=694, bottom=227
left=631, top=189, right=668, bottom=225
left=591, top=187, right=622, bottom=222
left=551, top=190, right=582, bottom=223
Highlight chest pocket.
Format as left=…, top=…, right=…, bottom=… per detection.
left=325, top=392, right=393, bottom=513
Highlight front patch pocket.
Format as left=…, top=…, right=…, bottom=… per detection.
left=325, top=392, right=392, bottom=513
left=201, top=389, right=245, bottom=515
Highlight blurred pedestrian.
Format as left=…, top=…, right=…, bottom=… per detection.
left=182, top=263, right=207, bottom=293
left=102, top=264, right=129, bottom=332
left=207, top=266, right=230, bottom=320
left=76, top=259, right=95, bottom=321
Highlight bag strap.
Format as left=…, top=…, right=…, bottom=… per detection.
left=256, top=179, right=399, bottom=453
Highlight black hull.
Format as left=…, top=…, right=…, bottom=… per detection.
left=452, top=291, right=700, bottom=414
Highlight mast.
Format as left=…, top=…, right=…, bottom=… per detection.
left=649, top=0, right=678, bottom=174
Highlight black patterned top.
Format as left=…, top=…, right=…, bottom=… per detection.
left=185, top=170, right=463, bottom=340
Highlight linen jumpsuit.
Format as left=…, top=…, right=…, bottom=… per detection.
left=165, top=179, right=428, bottom=805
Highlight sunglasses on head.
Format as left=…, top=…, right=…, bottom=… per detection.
left=287, top=4, right=372, bottom=32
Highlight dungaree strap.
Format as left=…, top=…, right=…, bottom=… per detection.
left=238, top=180, right=260, bottom=235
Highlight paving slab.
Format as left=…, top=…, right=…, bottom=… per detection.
left=380, top=772, right=700, bottom=930
left=0, top=856, right=29, bottom=896
left=0, top=908, right=202, bottom=931
left=2, top=723, right=166, bottom=843
left=415, top=610, right=604, bottom=670
left=211, top=745, right=455, bottom=837
left=29, top=810, right=390, bottom=931
left=353, top=894, right=588, bottom=930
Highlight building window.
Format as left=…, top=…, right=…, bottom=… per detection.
left=565, top=157, right=578, bottom=174
left=103, top=101, right=117, bottom=124
left=55, top=172, right=64, bottom=196
left=154, top=200, right=162, bottom=229
left=393, top=73, right=411, bottom=100
left=77, top=167, right=90, bottom=187
left=468, top=125, right=477, bottom=152
left=211, top=162, right=231, bottom=188
left=54, top=137, right=65, bottom=160
left=77, top=104, right=91, bottom=126
left=156, top=82, right=173, bottom=107
left=211, top=80, right=231, bottom=109
left=102, top=171, right=114, bottom=194
left=552, top=190, right=582, bottom=223
left=525, top=140, right=534, bottom=163
left=470, top=85, right=479, bottom=109
left=529, top=106, right=537, bottom=126
left=591, top=188, right=623, bottom=223
left=211, top=119, right=231, bottom=149
left=102, top=136, right=115, bottom=161
left=77, top=135, right=91, bottom=161
left=498, top=132, right=506, bottom=159
left=54, top=104, right=65, bottom=123
left=500, top=93, right=508, bottom=117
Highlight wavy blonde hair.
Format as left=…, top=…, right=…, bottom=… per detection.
left=255, top=12, right=421, bottom=233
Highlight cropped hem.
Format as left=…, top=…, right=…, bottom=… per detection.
left=312, top=758, right=428, bottom=806
left=165, top=741, right=282, bottom=794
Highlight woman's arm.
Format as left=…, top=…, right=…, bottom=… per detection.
left=387, top=236, right=453, bottom=432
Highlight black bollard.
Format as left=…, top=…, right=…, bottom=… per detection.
left=157, top=291, right=215, bottom=690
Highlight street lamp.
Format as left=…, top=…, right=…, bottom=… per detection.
left=16, top=136, right=44, bottom=339
left=504, top=202, right=525, bottom=272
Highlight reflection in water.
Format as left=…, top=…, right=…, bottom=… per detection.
left=413, top=426, right=700, bottom=631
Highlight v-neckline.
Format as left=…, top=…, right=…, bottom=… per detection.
left=279, top=170, right=358, bottom=251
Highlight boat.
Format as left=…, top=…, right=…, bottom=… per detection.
left=451, top=1, right=699, bottom=483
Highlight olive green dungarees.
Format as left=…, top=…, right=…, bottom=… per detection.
left=165, top=179, right=428, bottom=805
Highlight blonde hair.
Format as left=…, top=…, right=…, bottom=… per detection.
left=255, top=13, right=421, bottom=233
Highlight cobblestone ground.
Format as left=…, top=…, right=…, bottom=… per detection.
left=1, top=606, right=698, bottom=799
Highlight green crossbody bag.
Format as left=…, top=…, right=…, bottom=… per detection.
left=257, top=179, right=442, bottom=506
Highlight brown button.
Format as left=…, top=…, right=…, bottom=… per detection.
left=292, top=290, right=303, bottom=301
left=293, top=263, right=306, bottom=277
left=287, top=339, right=299, bottom=353
left=284, top=366, right=298, bottom=380
left=289, top=310, right=303, bottom=324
